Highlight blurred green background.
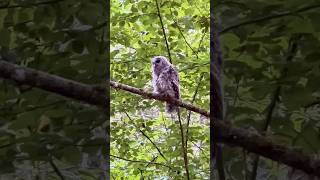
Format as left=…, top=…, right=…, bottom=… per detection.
left=0, top=0, right=108, bottom=179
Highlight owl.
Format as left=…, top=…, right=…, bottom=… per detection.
left=151, top=56, right=180, bottom=113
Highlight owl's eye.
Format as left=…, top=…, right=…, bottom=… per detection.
left=155, top=59, right=161, bottom=63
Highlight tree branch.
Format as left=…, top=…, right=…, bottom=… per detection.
left=220, top=3, right=320, bottom=34
left=110, top=154, right=173, bottom=169
left=124, top=112, right=168, bottom=162
left=214, top=120, right=320, bottom=177
left=197, top=30, right=207, bottom=54
left=155, top=0, right=173, bottom=63
left=185, top=74, right=203, bottom=148
left=169, top=8, right=199, bottom=59
left=250, top=35, right=300, bottom=180
left=177, top=108, right=190, bottom=179
left=0, top=60, right=107, bottom=107
left=49, top=158, right=65, bottom=180
left=110, top=81, right=209, bottom=117
left=250, top=85, right=281, bottom=180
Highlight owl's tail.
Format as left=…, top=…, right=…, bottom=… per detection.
left=166, top=103, right=177, bottom=113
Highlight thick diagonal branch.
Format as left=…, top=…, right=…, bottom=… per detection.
left=0, top=59, right=208, bottom=117
left=0, top=60, right=107, bottom=107
left=110, top=81, right=210, bottom=117
left=215, top=120, right=320, bottom=177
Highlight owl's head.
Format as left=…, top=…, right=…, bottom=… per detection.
left=151, top=56, right=171, bottom=72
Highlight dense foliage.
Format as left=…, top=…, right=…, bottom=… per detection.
left=0, top=0, right=108, bottom=179
left=217, top=0, right=320, bottom=179
left=111, top=0, right=210, bottom=178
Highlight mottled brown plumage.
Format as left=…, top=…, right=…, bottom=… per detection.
left=151, top=56, right=180, bottom=113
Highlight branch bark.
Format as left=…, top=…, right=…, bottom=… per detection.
left=110, top=81, right=210, bottom=117
left=215, top=120, right=320, bottom=177
left=0, top=60, right=107, bottom=107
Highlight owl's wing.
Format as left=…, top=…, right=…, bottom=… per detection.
left=167, top=66, right=180, bottom=99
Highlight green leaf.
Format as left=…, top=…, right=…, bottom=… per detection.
left=62, top=147, right=81, bottom=164
left=78, top=3, right=103, bottom=25
left=282, top=86, right=315, bottom=110
left=0, top=29, right=10, bottom=47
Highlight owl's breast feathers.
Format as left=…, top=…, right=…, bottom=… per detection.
left=168, top=66, right=180, bottom=99
left=155, top=66, right=180, bottom=99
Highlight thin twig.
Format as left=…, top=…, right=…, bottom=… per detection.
left=189, top=138, right=209, bottom=158
left=169, top=8, right=199, bottom=59
left=185, top=74, right=203, bottom=149
left=124, top=112, right=168, bottom=162
left=0, top=142, right=15, bottom=149
left=145, top=156, right=158, bottom=167
left=49, top=158, right=65, bottom=180
left=110, top=154, right=173, bottom=169
left=250, top=88, right=281, bottom=180
left=250, top=35, right=300, bottom=180
left=177, top=108, right=190, bottom=179
left=3, top=100, right=65, bottom=116
left=155, top=0, right=173, bottom=63
left=197, top=30, right=207, bottom=54
left=220, top=4, right=320, bottom=34
left=243, top=149, right=248, bottom=180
